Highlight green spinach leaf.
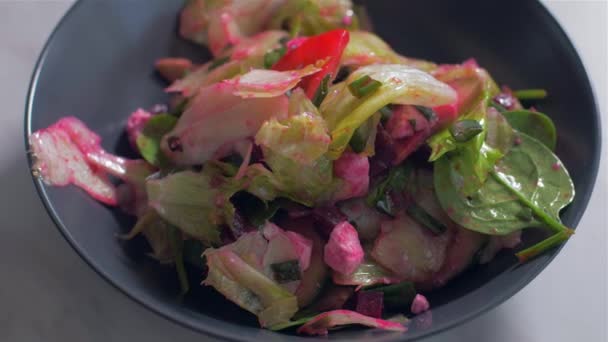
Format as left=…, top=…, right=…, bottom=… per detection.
left=503, top=110, right=556, bottom=150
left=434, top=132, right=574, bottom=238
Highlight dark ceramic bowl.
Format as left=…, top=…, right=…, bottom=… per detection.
left=25, top=0, right=601, bottom=341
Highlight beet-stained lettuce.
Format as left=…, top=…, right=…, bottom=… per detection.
left=296, top=309, right=406, bottom=335
left=320, top=64, right=457, bottom=159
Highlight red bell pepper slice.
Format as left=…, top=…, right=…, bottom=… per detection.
left=273, top=29, right=350, bottom=99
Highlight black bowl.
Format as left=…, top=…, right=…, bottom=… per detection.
left=25, top=0, right=601, bottom=340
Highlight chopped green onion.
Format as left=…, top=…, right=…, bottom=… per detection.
left=406, top=202, right=447, bottom=234
left=449, top=119, right=483, bottom=142
left=312, top=74, right=331, bottom=107
left=348, top=75, right=382, bottom=98
left=263, top=46, right=287, bottom=69
left=513, top=89, right=548, bottom=100
left=414, top=106, right=438, bottom=122
left=349, top=125, right=368, bottom=153
left=208, top=56, right=230, bottom=71
left=271, top=259, right=301, bottom=283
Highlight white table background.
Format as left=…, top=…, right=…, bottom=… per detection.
left=0, top=1, right=605, bottom=341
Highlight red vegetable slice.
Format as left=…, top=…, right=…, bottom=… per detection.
left=272, top=29, right=350, bottom=99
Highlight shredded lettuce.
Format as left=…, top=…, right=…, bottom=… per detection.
left=296, top=309, right=406, bottom=335
left=320, top=64, right=457, bottom=159
left=231, top=64, right=321, bottom=98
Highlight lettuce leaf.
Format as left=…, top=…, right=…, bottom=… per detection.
left=162, top=81, right=289, bottom=166
left=342, top=31, right=436, bottom=71
left=270, top=0, right=356, bottom=36
left=255, top=89, right=330, bottom=165
left=320, top=64, right=457, bottom=159
left=204, top=248, right=298, bottom=327
left=146, top=163, right=240, bottom=245
left=296, top=310, right=406, bottom=335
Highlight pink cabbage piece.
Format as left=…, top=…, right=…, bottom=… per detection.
left=297, top=310, right=406, bottom=336
left=263, top=222, right=312, bottom=273
left=332, top=152, right=370, bottom=202
left=324, top=221, right=364, bottom=275
left=230, top=65, right=321, bottom=98
left=30, top=117, right=117, bottom=205
left=30, top=117, right=156, bottom=213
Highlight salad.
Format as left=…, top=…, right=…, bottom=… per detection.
left=29, top=0, right=575, bottom=336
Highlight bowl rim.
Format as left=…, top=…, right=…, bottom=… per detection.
left=24, top=0, right=602, bottom=341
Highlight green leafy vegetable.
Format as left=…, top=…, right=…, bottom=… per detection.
left=136, top=114, right=178, bottom=168
left=320, top=64, right=457, bottom=159
left=434, top=132, right=575, bottom=257
left=255, top=101, right=330, bottom=166
left=503, top=110, right=557, bottom=150
left=271, top=260, right=301, bottom=283
left=146, top=164, right=240, bottom=245
left=269, top=316, right=314, bottom=331
left=513, top=88, right=548, bottom=100
left=449, top=119, right=483, bottom=142
left=332, top=255, right=396, bottom=287
left=203, top=248, right=299, bottom=327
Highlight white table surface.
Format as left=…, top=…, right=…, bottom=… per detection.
left=0, top=1, right=606, bottom=341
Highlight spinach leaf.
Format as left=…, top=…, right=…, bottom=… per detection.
left=503, top=110, right=556, bottom=150
left=427, top=67, right=511, bottom=196
left=136, top=114, right=178, bottom=168
left=434, top=132, right=574, bottom=238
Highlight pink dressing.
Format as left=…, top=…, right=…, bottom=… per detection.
left=323, top=221, right=364, bottom=275
left=410, top=294, right=430, bottom=314
left=297, top=310, right=406, bottom=336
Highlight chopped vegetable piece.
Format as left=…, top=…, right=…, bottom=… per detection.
left=297, top=310, right=406, bottom=335
left=410, top=294, right=430, bottom=314
left=271, top=260, right=302, bottom=283
left=126, top=108, right=153, bottom=150
left=273, top=29, right=350, bottom=98
left=364, top=282, right=417, bottom=311
left=332, top=151, right=370, bottom=202
left=136, top=114, right=178, bottom=168
left=324, top=222, right=364, bottom=275
left=449, top=119, right=483, bottom=142
left=264, top=46, right=287, bottom=69
left=348, top=75, right=382, bottom=98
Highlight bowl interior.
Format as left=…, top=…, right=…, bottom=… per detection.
left=26, top=0, right=600, bottom=341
